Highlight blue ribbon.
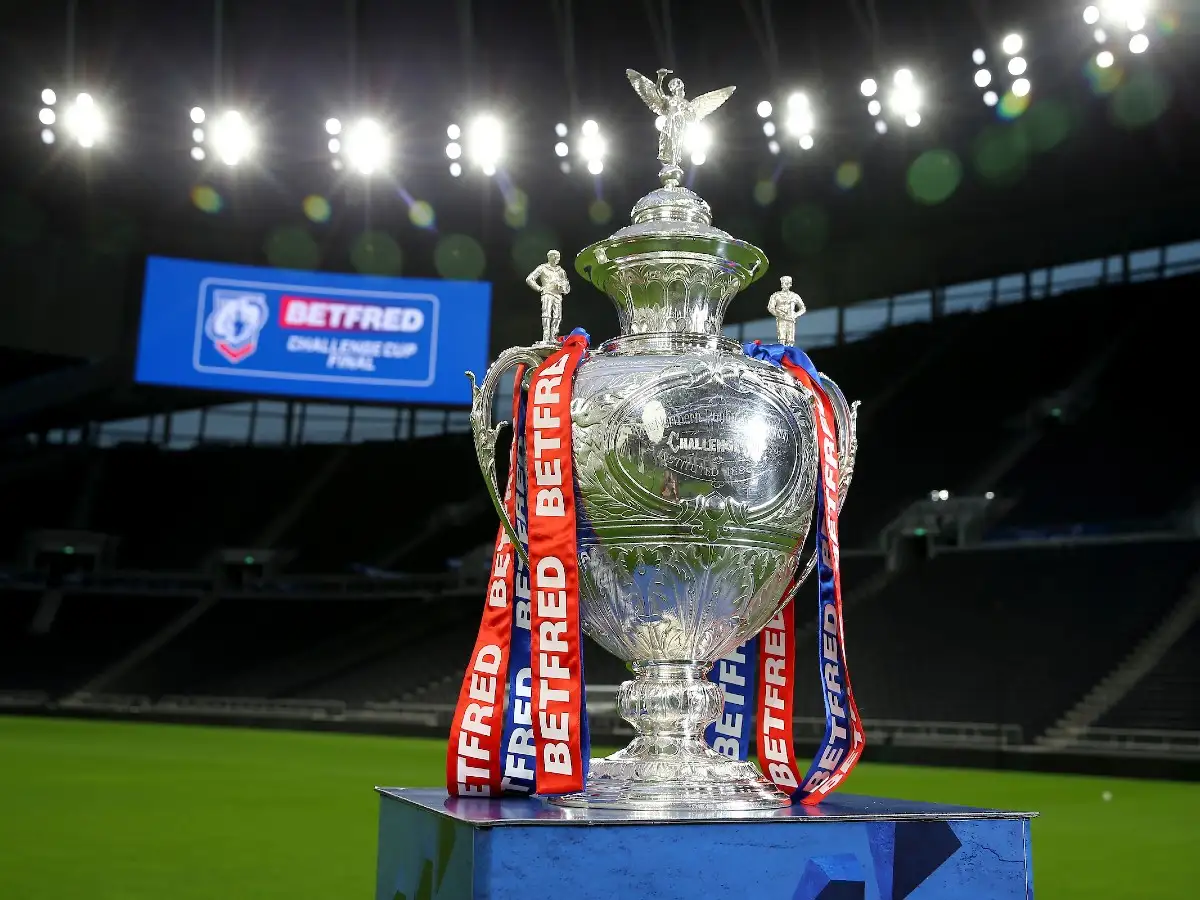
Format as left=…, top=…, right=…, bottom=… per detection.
left=742, top=340, right=821, bottom=381
left=500, top=385, right=537, bottom=794
left=795, top=429, right=853, bottom=800
left=706, top=636, right=758, bottom=760
left=503, top=327, right=592, bottom=795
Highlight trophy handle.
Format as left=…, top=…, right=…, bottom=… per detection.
left=467, top=345, right=557, bottom=568
left=779, top=373, right=860, bottom=607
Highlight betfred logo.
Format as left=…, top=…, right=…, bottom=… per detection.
left=204, top=289, right=269, bottom=363
left=280, top=296, right=425, bottom=332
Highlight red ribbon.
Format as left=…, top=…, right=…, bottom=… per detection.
left=756, top=358, right=865, bottom=804
left=446, top=368, right=524, bottom=796
left=527, top=335, right=589, bottom=794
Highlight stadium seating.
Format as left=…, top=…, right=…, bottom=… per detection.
left=1098, top=620, right=1200, bottom=732
left=2, top=275, right=1198, bottom=753
left=816, top=287, right=1130, bottom=546
left=103, top=597, right=411, bottom=697
left=279, top=436, right=483, bottom=573
left=0, top=592, right=192, bottom=694
left=990, top=282, right=1194, bottom=529
left=834, top=541, right=1198, bottom=736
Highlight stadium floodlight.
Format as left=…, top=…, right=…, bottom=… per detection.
left=42, top=88, right=56, bottom=106
left=555, top=122, right=568, bottom=137
left=446, top=141, right=462, bottom=159
left=861, top=68, right=921, bottom=132
left=577, top=119, right=606, bottom=174
left=447, top=123, right=461, bottom=140
left=684, top=121, right=712, bottom=166
left=210, top=109, right=253, bottom=166
left=974, top=35, right=1034, bottom=109
left=325, top=117, right=341, bottom=135
left=191, top=107, right=206, bottom=124
left=799, top=134, right=814, bottom=150
left=767, top=139, right=780, bottom=155
left=39, top=108, right=55, bottom=125
left=41, top=129, right=55, bottom=144
left=1082, top=3, right=1154, bottom=68
left=63, top=92, right=106, bottom=148
left=467, top=114, right=503, bottom=175
left=762, top=121, right=776, bottom=137
left=449, top=161, right=462, bottom=177
left=190, top=146, right=205, bottom=161
left=972, top=48, right=986, bottom=66
left=888, top=69, right=921, bottom=122
left=343, top=118, right=390, bottom=175
left=785, top=93, right=814, bottom=137
left=554, top=141, right=568, bottom=157
left=756, top=100, right=772, bottom=118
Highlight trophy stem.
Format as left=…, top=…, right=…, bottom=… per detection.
left=549, top=662, right=790, bottom=811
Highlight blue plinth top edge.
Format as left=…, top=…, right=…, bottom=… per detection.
left=375, top=787, right=1038, bottom=827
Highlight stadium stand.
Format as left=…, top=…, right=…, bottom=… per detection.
left=2, top=269, right=1197, bottom=768
left=1099, top=621, right=1200, bottom=733
left=838, top=541, right=1198, bottom=737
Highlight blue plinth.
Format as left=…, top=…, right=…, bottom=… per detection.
left=375, top=788, right=1036, bottom=900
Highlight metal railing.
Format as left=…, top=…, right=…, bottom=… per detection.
left=14, top=691, right=1200, bottom=761
left=1036, top=726, right=1200, bottom=759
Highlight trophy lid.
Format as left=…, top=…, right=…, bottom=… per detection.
left=575, top=69, right=768, bottom=338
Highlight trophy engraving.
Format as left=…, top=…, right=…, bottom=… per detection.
left=768, top=276, right=806, bottom=346
left=468, top=68, right=860, bottom=810
left=525, top=249, right=571, bottom=344
left=626, top=68, right=736, bottom=186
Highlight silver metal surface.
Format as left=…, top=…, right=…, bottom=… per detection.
left=626, top=68, right=736, bottom=187
left=469, top=67, right=861, bottom=810
left=768, top=276, right=806, bottom=346
left=525, top=249, right=571, bottom=344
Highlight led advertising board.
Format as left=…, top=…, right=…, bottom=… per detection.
left=134, top=256, right=490, bottom=404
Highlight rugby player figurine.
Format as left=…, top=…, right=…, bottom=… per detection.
left=768, top=275, right=806, bottom=346
left=525, top=250, right=571, bottom=344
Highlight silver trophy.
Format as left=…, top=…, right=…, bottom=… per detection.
left=468, top=68, right=859, bottom=811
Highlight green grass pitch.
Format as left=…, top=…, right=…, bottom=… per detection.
left=1, top=716, right=1196, bottom=898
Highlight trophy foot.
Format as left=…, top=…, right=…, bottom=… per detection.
left=549, top=662, right=790, bottom=811
left=550, top=743, right=789, bottom=811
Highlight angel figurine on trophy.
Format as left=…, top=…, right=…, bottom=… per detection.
left=625, top=68, right=735, bottom=185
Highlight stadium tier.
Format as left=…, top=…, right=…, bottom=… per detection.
left=1, top=272, right=1197, bottom=763
left=1099, top=620, right=1200, bottom=733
